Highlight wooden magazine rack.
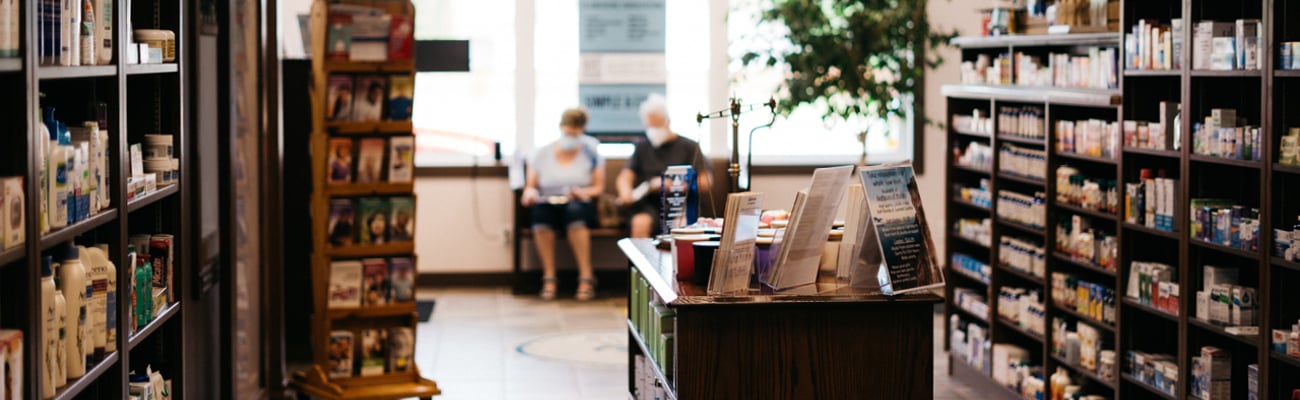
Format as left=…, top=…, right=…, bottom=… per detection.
left=290, top=1, right=439, bottom=398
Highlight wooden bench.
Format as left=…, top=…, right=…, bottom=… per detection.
left=511, top=158, right=731, bottom=294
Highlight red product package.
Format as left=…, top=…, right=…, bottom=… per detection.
left=388, top=15, right=414, bottom=62
left=326, top=12, right=354, bottom=61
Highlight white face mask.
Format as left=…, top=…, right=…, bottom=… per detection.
left=645, top=127, right=670, bottom=147
left=557, top=135, right=581, bottom=151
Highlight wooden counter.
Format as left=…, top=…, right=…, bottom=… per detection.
left=621, top=238, right=941, bottom=400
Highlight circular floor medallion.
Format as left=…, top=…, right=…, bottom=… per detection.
left=515, top=329, right=627, bottom=367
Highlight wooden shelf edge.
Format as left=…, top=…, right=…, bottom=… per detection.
left=950, top=268, right=990, bottom=286
left=0, top=245, right=23, bottom=269
left=1187, top=318, right=1259, bottom=347
left=127, top=185, right=180, bottom=212
left=951, top=233, right=992, bottom=249
left=996, top=172, right=1047, bottom=187
left=52, top=352, right=120, bottom=400
left=0, top=58, right=19, bottom=71
left=998, top=218, right=1046, bottom=236
left=997, top=317, right=1045, bottom=343
left=1056, top=202, right=1119, bottom=222
left=128, top=302, right=181, bottom=351
left=996, top=134, right=1047, bottom=146
left=324, top=243, right=416, bottom=258
left=291, top=365, right=441, bottom=400
left=1121, top=374, right=1176, bottom=400
left=627, top=320, right=677, bottom=400
left=1189, top=154, right=1262, bottom=169
left=950, top=32, right=1119, bottom=49
left=952, top=305, right=990, bottom=324
left=1121, top=297, right=1178, bottom=322
left=1189, top=69, right=1262, bottom=77
left=1056, top=151, right=1118, bottom=165
left=325, top=183, right=416, bottom=197
left=998, top=264, right=1046, bottom=286
left=1121, top=222, right=1180, bottom=240
left=1274, top=163, right=1300, bottom=175
left=1123, top=147, right=1180, bottom=158
left=1050, top=354, right=1117, bottom=390
left=1051, top=302, right=1116, bottom=333
left=1123, top=69, right=1182, bottom=77
left=326, top=121, right=414, bottom=135
left=1271, top=351, right=1300, bottom=369
left=952, top=164, right=992, bottom=175
left=1274, top=257, right=1300, bottom=273
left=326, top=303, right=417, bottom=320
left=39, top=210, right=118, bottom=251
left=941, top=84, right=1121, bottom=107
left=1188, top=239, right=1263, bottom=261
left=1052, top=252, right=1118, bottom=278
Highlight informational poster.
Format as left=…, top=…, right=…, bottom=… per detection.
left=856, top=163, right=944, bottom=295
left=578, top=0, right=666, bottom=137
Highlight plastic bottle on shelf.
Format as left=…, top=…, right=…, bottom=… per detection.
left=41, top=256, right=57, bottom=399
left=44, top=108, right=68, bottom=231
left=52, top=288, right=66, bottom=387
left=92, top=244, right=116, bottom=354
left=1050, top=367, right=1071, bottom=400
left=135, top=256, right=152, bottom=328
left=59, top=244, right=87, bottom=378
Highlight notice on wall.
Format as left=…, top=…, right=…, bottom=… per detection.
left=855, top=163, right=944, bottom=295
left=579, top=0, right=666, bottom=137
left=578, top=83, right=667, bottom=134
left=579, top=0, right=666, bottom=53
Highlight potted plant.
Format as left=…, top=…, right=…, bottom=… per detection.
left=737, top=0, right=956, bottom=166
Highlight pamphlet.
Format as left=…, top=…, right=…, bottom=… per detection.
left=766, top=165, right=854, bottom=290
left=706, top=192, right=763, bottom=295
left=853, top=163, right=943, bottom=295
left=837, top=183, right=868, bottom=279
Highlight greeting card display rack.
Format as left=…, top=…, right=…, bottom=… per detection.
left=944, top=0, right=1300, bottom=398
left=289, top=1, right=439, bottom=399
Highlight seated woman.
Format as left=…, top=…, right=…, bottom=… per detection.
left=520, top=108, right=604, bottom=300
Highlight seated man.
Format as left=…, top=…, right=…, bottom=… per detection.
left=616, top=94, right=713, bottom=238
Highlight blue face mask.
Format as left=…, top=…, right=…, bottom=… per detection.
left=557, top=135, right=581, bottom=151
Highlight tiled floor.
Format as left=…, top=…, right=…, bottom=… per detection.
left=416, top=287, right=982, bottom=400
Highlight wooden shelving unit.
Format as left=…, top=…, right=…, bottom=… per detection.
left=945, top=2, right=1300, bottom=397
left=0, top=0, right=189, bottom=398
left=289, top=1, right=439, bottom=399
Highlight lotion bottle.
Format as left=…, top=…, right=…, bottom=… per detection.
left=44, top=108, right=67, bottom=230
left=41, top=256, right=57, bottom=399
left=59, top=244, right=86, bottom=378
left=95, top=244, right=117, bottom=353
left=53, top=288, right=66, bottom=386
left=88, top=245, right=109, bottom=359
left=94, top=0, right=111, bottom=65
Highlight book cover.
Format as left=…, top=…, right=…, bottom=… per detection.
left=389, top=257, right=415, bottom=303
left=327, top=199, right=356, bottom=247
left=386, top=75, right=414, bottom=121
left=349, top=13, right=390, bottom=62
left=362, top=258, right=389, bottom=306
left=360, top=329, right=388, bottom=376
left=327, top=138, right=355, bottom=184
left=387, top=15, right=414, bottom=61
left=325, top=12, right=353, bottom=61
left=328, top=261, right=363, bottom=308
left=356, top=138, right=386, bottom=183
left=326, top=75, right=355, bottom=122
left=327, top=330, right=354, bottom=378
left=388, top=197, right=415, bottom=242
left=389, top=327, right=414, bottom=373
left=387, top=136, right=414, bottom=183
left=357, top=197, right=391, bottom=244
left=351, top=75, right=387, bottom=122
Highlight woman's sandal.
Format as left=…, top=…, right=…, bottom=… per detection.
left=576, top=276, right=598, bottom=301
left=540, top=277, right=558, bottom=300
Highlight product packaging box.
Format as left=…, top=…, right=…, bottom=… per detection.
left=1210, top=285, right=1232, bottom=324
left=1275, top=329, right=1291, bottom=353
left=1248, top=363, right=1259, bottom=400
left=1, top=177, right=22, bottom=250
left=1203, top=265, right=1238, bottom=291
left=1231, top=286, right=1256, bottom=326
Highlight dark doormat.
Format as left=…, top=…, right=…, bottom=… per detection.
left=416, top=299, right=436, bottom=322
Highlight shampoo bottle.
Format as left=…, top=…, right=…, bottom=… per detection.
left=52, top=288, right=66, bottom=386
left=44, top=108, right=67, bottom=230
left=37, top=110, right=49, bottom=234
left=41, top=256, right=57, bottom=399
left=59, top=244, right=86, bottom=378
left=88, top=245, right=110, bottom=359
left=126, top=245, right=137, bottom=332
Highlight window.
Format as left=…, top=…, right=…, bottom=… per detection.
left=727, top=0, right=913, bottom=166
left=411, top=0, right=517, bottom=166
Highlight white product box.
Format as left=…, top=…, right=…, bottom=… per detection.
left=1, top=177, right=22, bottom=250
left=1231, top=286, right=1256, bottom=326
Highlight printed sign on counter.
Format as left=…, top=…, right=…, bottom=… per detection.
left=856, top=163, right=944, bottom=295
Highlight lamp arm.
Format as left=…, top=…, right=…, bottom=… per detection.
left=744, top=111, right=777, bottom=191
